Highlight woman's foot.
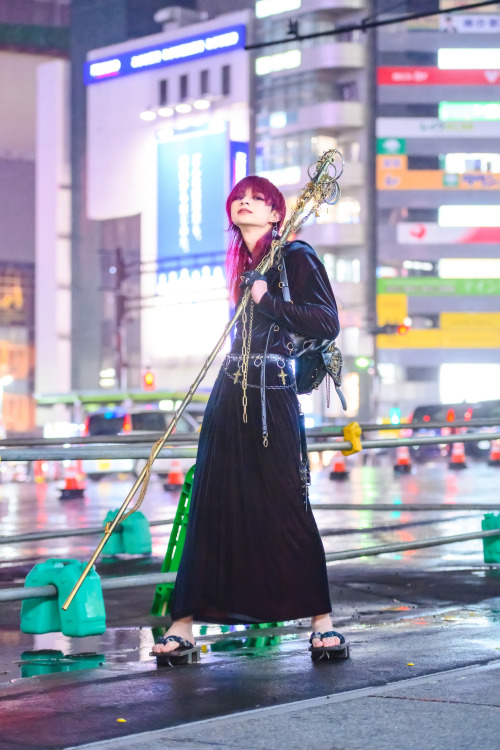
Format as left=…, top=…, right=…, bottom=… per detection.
left=152, top=617, right=195, bottom=654
left=310, top=614, right=341, bottom=648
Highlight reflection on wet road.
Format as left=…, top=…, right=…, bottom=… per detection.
left=0, top=460, right=499, bottom=689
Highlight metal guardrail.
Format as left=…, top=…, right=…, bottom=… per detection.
left=2, top=529, right=499, bottom=603
left=0, top=518, right=175, bottom=546
left=0, top=417, right=498, bottom=447
left=0, top=431, right=498, bottom=462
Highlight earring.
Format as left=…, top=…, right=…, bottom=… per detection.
left=272, top=223, right=278, bottom=239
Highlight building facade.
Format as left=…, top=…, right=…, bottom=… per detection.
left=0, top=0, right=69, bottom=434
left=376, top=2, right=500, bottom=418
left=252, top=0, right=369, bottom=420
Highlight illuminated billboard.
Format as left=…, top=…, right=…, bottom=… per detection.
left=378, top=67, right=500, bottom=85
left=84, top=24, right=245, bottom=84
left=158, top=129, right=228, bottom=265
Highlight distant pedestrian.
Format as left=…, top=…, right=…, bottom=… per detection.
left=152, top=176, right=349, bottom=664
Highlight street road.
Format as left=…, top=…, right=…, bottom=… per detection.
left=0, top=459, right=499, bottom=749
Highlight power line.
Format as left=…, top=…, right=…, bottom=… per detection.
left=245, top=0, right=500, bottom=51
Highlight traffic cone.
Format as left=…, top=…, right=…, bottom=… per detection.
left=329, top=451, right=349, bottom=481
left=449, top=442, right=467, bottom=471
left=163, top=460, right=184, bottom=491
left=488, top=440, right=500, bottom=467
left=394, top=445, right=412, bottom=474
left=59, top=463, right=86, bottom=499
left=33, top=461, right=46, bottom=483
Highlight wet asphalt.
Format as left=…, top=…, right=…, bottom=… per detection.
left=0, top=458, right=499, bottom=748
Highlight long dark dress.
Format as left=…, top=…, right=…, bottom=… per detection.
left=170, top=240, right=340, bottom=625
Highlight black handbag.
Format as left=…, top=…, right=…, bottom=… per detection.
left=279, top=254, right=347, bottom=410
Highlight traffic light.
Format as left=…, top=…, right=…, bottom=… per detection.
left=355, top=357, right=374, bottom=369
left=389, top=407, right=401, bottom=425
left=143, top=370, right=155, bottom=391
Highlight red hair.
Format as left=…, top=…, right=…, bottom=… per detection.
left=225, top=175, right=286, bottom=302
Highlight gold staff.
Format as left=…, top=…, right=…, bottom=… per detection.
left=62, top=148, right=344, bottom=611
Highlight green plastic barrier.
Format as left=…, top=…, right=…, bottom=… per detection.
left=20, top=559, right=106, bottom=636
left=102, top=510, right=152, bottom=555
left=19, top=650, right=105, bottom=678
left=482, top=513, right=500, bottom=563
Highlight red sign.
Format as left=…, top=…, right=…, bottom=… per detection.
left=378, top=67, right=500, bottom=85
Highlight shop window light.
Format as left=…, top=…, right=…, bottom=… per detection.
left=255, top=0, right=301, bottom=19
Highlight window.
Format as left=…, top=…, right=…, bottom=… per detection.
left=179, top=74, right=188, bottom=101
left=159, top=79, right=168, bottom=106
left=378, top=103, right=439, bottom=118
left=222, top=65, right=231, bottom=95
left=200, top=69, right=209, bottom=96
left=407, top=155, right=440, bottom=170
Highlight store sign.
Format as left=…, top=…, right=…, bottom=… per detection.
left=85, top=24, right=245, bottom=84
left=378, top=67, right=500, bottom=85
left=378, top=169, right=500, bottom=190
left=396, top=223, right=500, bottom=245
left=377, top=277, right=500, bottom=296
left=438, top=14, right=500, bottom=32
left=439, top=102, right=500, bottom=121
left=376, top=137, right=406, bottom=154
left=157, top=129, right=227, bottom=265
left=377, top=117, right=500, bottom=138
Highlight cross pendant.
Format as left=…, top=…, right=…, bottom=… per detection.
left=278, top=369, right=287, bottom=385
left=233, top=369, right=242, bottom=384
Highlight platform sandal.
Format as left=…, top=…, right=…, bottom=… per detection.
left=150, top=635, right=201, bottom=667
left=309, top=630, right=350, bottom=661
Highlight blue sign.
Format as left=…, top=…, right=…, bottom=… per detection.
left=84, top=24, right=246, bottom=85
left=157, top=129, right=227, bottom=267
left=229, top=141, right=249, bottom=188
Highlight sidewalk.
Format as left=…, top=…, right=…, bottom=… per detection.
left=70, top=660, right=500, bottom=750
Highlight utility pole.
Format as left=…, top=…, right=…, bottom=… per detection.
left=114, top=247, right=127, bottom=391
left=365, top=0, right=379, bottom=422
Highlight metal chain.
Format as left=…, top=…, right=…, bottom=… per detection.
left=240, top=295, right=254, bottom=423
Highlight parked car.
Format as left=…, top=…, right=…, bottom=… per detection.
left=82, top=408, right=200, bottom=481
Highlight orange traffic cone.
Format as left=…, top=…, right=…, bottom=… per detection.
left=449, top=441, right=467, bottom=471
left=329, top=451, right=349, bottom=481
left=488, top=440, right=500, bottom=467
left=59, top=462, right=86, bottom=499
left=163, top=460, right=184, bottom=491
left=394, top=445, right=412, bottom=474
left=33, top=461, right=46, bottom=483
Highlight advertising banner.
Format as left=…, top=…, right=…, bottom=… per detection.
left=378, top=168, right=500, bottom=190
left=158, top=129, right=227, bottom=265
left=438, top=14, right=500, bottom=33
left=377, top=118, right=500, bottom=138
left=396, top=223, right=500, bottom=245
left=376, top=155, right=407, bottom=170
left=376, top=137, right=406, bottom=155
left=378, top=67, right=500, bottom=86
left=377, top=277, right=500, bottom=296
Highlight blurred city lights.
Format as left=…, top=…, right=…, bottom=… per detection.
left=438, top=48, right=500, bottom=69
left=193, top=99, right=210, bottom=110
left=140, top=109, right=157, bottom=121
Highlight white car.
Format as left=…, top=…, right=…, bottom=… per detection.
left=81, top=408, right=199, bottom=481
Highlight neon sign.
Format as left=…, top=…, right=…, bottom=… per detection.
left=85, top=24, right=246, bottom=85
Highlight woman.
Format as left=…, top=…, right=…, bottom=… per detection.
left=152, top=176, right=349, bottom=663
